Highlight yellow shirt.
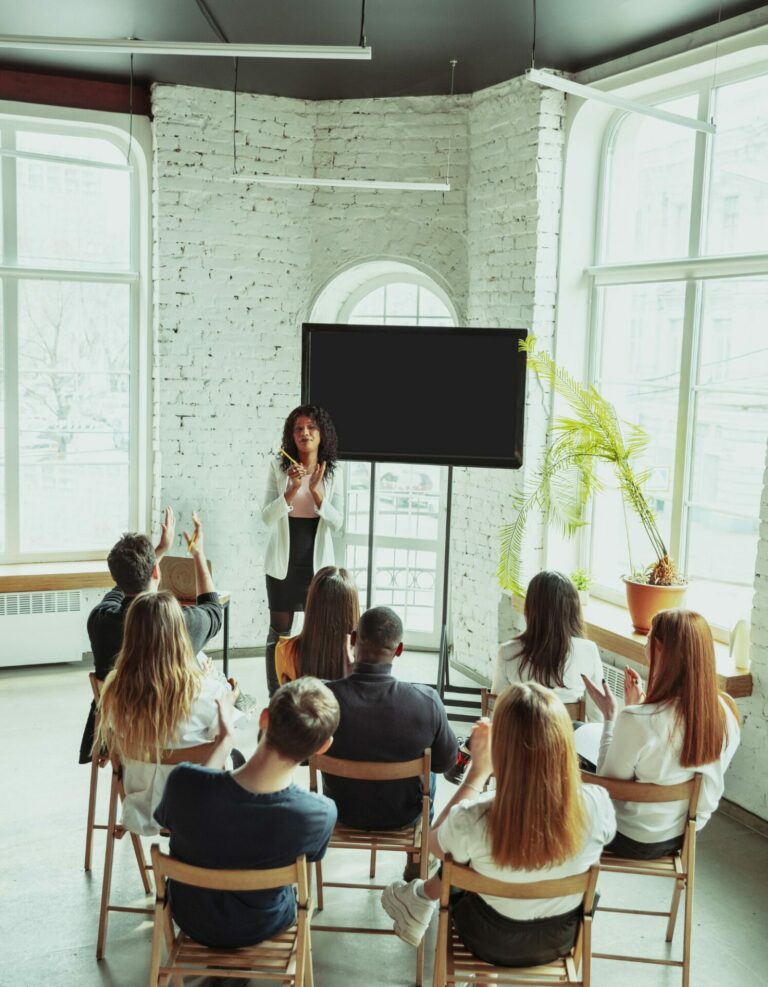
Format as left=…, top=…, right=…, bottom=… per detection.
left=275, top=635, right=301, bottom=685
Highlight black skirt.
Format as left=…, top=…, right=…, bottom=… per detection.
left=265, top=516, right=320, bottom=612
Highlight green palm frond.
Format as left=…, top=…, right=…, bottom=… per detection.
left=499, top=336, right=667, bottom=589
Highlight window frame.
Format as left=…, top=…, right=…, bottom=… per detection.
left=582, top=58, right=768, bottom=634
left=0, top=101, right=152, bottom=563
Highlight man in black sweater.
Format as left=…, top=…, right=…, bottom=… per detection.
left=78, top=508, right=222, bottom=763
left=323, top=606, right=458, bottom=833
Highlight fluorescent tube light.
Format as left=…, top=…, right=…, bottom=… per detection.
left=234, top=175, right=450, bottom=191
left=526, top=68, right=715, bottom=134
left=0, top=34, right=372, bottom=60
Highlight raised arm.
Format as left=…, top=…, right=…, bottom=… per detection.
left=183, top=512, right=215, bottom=597
left=155, top=505, right=176, bottom=560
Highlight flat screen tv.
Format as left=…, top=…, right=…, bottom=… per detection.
left=301, top=324, right=527, bottom=469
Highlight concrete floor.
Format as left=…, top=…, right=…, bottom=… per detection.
left=2, top=651, right=767, bottom=987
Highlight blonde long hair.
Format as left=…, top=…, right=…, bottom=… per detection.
left=97, top=591, right=201, bottom=761
left=487, top=683, right=587, bottom=869
left=645, top=609, right=738, bottom=767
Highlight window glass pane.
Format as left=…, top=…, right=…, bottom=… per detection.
left=351, top=286, right=384, bottom=317
left=0, top=282, right=4, bottom=552
left=373, top=546, right=437, bottom=634
left=376, top=465, right=440, bottom=541
left=385, top=282, right=417, bottom=317
left=685, top=278, right=768, bottom=621
left=18, top=280, right=130, bottom=552
left=417, top=287, right=451, bottom=319
left=591, top=283, right=686, bottom=584
left=705, top=74, right=768, bottom=255
left=17, top=131, right=125, bottom=165
left=16, top=132, right=131, bottom=271
left=602, top=96, right=698, bottom=262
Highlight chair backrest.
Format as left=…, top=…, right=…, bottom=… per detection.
left=439, top=855, right=599, bottom=912
left=151, top=845, right=310, bottom=903
left=581, top=771, right=702, bottom=819
left=482, top=689, right=585, bottom=722
left=110, top=739, right=219, bottom=772
left=309, top=749, right=432, bottom=787
left=159, top=555, right=213, bottom=602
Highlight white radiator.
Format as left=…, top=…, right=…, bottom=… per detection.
left=0, top=590, right=87, bottom=667
left=602, top=662, right=626, bottom=710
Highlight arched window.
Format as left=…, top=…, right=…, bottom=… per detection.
left=0, top=108, right=150, bottom=561
left=586, top=67, right=768, bottom=629
left=310, top=262, right=457, bottom=648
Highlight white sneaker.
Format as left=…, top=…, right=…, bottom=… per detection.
left=381, top=879, right=437, bottom=947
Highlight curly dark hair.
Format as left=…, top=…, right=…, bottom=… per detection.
left=280, top=404, right=338, bottom=476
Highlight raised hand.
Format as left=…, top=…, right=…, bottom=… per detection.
left=156, top=505, right=176, bottom=557
left=183, top=511, right=204, bottom=557
left=581, top=674, right=617, bottom=721
left=285, top=463, right=306, bottom=498
left=308, top=461, right=326, bottom=490
left=624, top=666, right=646, bottom=706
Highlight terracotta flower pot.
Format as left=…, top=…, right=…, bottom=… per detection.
left=623, top=578, right=687, bottom=634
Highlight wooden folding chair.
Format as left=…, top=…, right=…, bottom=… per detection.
left=481, top=689, right=586, bottom=722
left=308, top=749, right=432, bottom=986
left=96, top=739, right=217, bottom=959
left=433, top=856, right=600, bottom=986
left=581, top=771, right=703, bottom=987
left=148, top=845, right=314, bottom=986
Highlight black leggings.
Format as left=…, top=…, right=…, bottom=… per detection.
left=449, top=890, right=582, bottom=968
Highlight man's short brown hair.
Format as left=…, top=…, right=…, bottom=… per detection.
left=107, top=533, right=156, bottom=595
left=266, top=678, right=340, bottom=763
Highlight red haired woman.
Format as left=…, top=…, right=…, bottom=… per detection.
left=382, top=684, right=616, bottom=966
left=582, top=609, right=741, bottom=858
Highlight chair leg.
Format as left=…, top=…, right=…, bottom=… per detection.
left=96, top=773, right=120, bottom=959
left=315, top=859, right=324, bottom=912
left=130, top=832, right=152, bottom=895
left=84, top=753, right=100, bottom=871
left=666, top=877, right=684, bottom=942
left=148, top=907, right=164, bottom=987
left=416, top=938, right=424, bottom=987
left=304, top=926, right=314, bottom=987
left=682, top=855, right=696, bottom=987
left=369, top=847, right=377, bottom=879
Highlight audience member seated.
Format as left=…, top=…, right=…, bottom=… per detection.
left=275, top=565, right=359, bottom=685
left=382, top=684, right=616, bottom=964
left=323, top=606, right=458, bottom=834
left=97, top=588, right=237, bottom=835
left=79, top=509, right=222, bottom=763
left=154, top=678, right=339, bottom=949
left=493, top=570, right=603, bottom=721
left=582, top=608, right=741, bottom=859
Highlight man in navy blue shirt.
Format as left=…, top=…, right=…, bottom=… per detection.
left=154, top=677, right=339, bottom=948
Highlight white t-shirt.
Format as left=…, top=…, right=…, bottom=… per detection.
left=120, top=672, right=231, bottom=836
left=436, top=785, right=616, bottom=920
left=597, top=697, right=741, bottom=844
left=492, top=637, right=604, bottom=721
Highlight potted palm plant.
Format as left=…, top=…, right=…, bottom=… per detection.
left=499, top=337, right=686, bottom=633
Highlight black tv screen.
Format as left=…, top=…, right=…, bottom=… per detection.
left=301, top=324, right=527, bottom=469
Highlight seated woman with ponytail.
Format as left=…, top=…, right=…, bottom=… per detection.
left=381, top=684, right=616, bottom=967
left=582, top=609, right=741, bottom=859
left=97, top=591, right=237, bottom=835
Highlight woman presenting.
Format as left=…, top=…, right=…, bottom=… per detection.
left=261, top=404, right=344, bottom=695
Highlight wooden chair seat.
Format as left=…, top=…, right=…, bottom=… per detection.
left=329, top=822, right=419, bottom=851
left=448, top=926, right=578, bottom=983
left=433, top=859, right=599, bottom=987
left=149, top=846, right=313, bottom=986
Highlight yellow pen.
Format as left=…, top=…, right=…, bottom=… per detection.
left=279, top=447, right=300, bottom=467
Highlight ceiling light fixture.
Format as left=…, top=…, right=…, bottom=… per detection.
left=0, top=34, right=372, bottom=61
left=234, top=55, right=457, bottom=193
left=523, top=0, right=714, bottom=134
left=525, top=68, right=715, bottom=134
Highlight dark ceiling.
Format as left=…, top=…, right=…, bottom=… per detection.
left=0, top=0, right=765, bottom=99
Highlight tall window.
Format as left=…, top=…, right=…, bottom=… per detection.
left=589, top=70, right=768, bottom=628
left=0, top=116, right=144, bottom=561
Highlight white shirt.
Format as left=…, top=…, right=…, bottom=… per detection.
left=492, top=637, right=604, bottom=721
left=120, top=672, right=231, bottom=836
left=437, top=785, right=616, bottom=919
left=261, top=459, right=344, bottom=580
left=597, top=697, right=741, bottom=844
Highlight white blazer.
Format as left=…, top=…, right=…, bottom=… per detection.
left=261, top=458, right=344, bottom=580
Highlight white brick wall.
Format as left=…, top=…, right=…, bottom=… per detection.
left=723, top=441, right=767, bottom=819
left=452, top=78, right=566, bottom=677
